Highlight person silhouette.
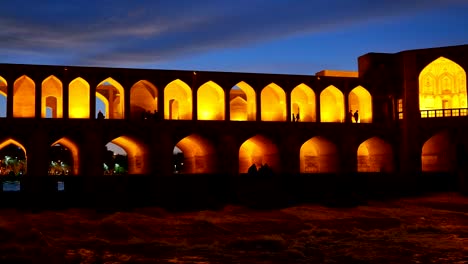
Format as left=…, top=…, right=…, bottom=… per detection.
left=295, top=113, right=300, bottom=122
left=292, top=113, right=296, bottom=122
left=353, top=110, right=359, bottom=123
left=97, top=110, right=104, bottom=120
left=347, top=110, right=353, bottom=123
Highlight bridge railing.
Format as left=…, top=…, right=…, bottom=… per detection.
left=420, top=108, right=468, bottom=118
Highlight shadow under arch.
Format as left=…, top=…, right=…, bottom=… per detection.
left=422, top=131, right=454, bottom=172
left=96, top=78, right=125, bottom=119
left=300, top=136, right=338, bottom=173
left=239, top=135, right=279, bottom=174
left=197, top=81, right=225, bottom=120
left=13, top=75, right=35, bottom=118
left=51, top=137, right=79, bottom=175
left=69, top=77, right=90, bottom=118
left=130, top=80, right=158, bottom=119
left=42, top=75, right=63, bottom=118
left=174, top=134, right=217, bottom=174
left=0, top=138, right=27, bottom=175
left=419, top=57, right=467, bottom=111
left=261, top=83, right=286, bottom=121
left=164, top=79, right=192, bottom=120
left=230, top=81, right=256, bottom=121
left=320, top=85, right=344, bottom=123
left=348, top=86, right=372, bottom=123
left=357, top=137, right=393, bottom=172
left=109, top=136, right=149, bottom=175
left=291, top=83, right=316, bottom=122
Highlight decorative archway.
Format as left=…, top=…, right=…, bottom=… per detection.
left=108, top=136, right=149, bottom=175
left=0, top=138, right=27, bottom=175
left=320, top=85, right=344, bottom=122
left=300, top=136, right=338, bottom=173
left=96, top=78, right=125, bottom=119
left=50, top=137, right=79, bottom=175
left=69, top=77, right=90, bottom=118
left=357, top=137, right=393, bottom=172
left=42, top=75, right=63, bottom=118
left=130, top=80, right=158, bottom=119
left=348, top=86, right=372, bottom=123
left=164, top=79, right=192, bottom=120
left=174, top=134, right=217, bottom=174
left=239, top=135, right=279, bottom=173
left=261, top=83, right=286, bottom=121
left=197, top=81, right=225, bottom=120
left=291, top=83, right=316, bottom=122
left=230, top=81, right=256, bottom=121
left=13, top=75, right=35, bottom=118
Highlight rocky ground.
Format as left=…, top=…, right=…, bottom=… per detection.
left=0, top=193, right=467, bottom=263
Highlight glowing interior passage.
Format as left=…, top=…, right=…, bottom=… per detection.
left=164, top=79, right=192, bottom=120
left=320, top=85, right=344, bottom=123
left=130, top=80, right=158, bottom=119
left=261, top=83, right=286, bottom=121
left=239, top=135, right=279, bottom=173
left=96, top=78, right=125, bottom=119
left=291, top=84, right=316, bottom=122
left=348, top=86, right=372, bottom=123
left=42, top=75, right=63, bottom=118
left=197, top=81, right=225, bottom=120
left=175, top=134, right=217, bottom=173
left=230, top=82, right=256, bottom=121
left=357, top=137, right=393, bottom=172
left=51, top=137, right=79, bottom=175
left=69, top=78, right=90, bottom=118
left=111, top=136, right=149, bottom=174
left=13, top=75, right=35, bottom=118
left=300, top=136, right=338, bottom=173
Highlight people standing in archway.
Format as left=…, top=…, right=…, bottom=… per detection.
left=353, top=110, right=359, bottom=123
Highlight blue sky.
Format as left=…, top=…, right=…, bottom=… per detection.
left=0, top=0, right=467, bottom=75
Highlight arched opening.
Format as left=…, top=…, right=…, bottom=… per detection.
left=239, top=135, right=279, bottom=174
left=130, top=80, right=158, bottom=120
left=13, top=75, right=35, bottom=118
left=300, top=136, right=338, bottom=173
left=197, top=81, right=225, bottom=120
left=261, top=83, right=286, bottom=121
left=96, top=78, right=125, bottom=119
left=320, top=85, right=344, bottom=123
left=41, top=75, right=63, bottom=118
left=50, top=138, right=79, bottom=175
left=419, top=57, right=467, bottom=114
left=348, top=86, right=372, bottom=123
left=422, top=131, right=453, bottom=172
left=291, top=84, right=316, bottom=122
left=69, top=77, right=90, bottom=118
left=96, top=92, right=109, bottom=118
left=174, top=134, right=217, bottom=174
left=164, top=79, right=192, bottom=120
left=107, top=136, right=149, bottom=175
left=357, top=137, right=393, bottom=172
left=0, top=139, right=27, bottom=191
left=230, top=82, right=256, bottom=121
left=0, top=77, right=7, bottom=118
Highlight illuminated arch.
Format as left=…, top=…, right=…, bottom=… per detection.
left=0, top=76, right=7, bottom=118
left=197, top=81, right=225, bottom=120
left=320, top=85, right=344, bottom=123
left=130, top=80, right=158, bottom=119
left=110, top=136, right=149, bottom=174
left=175, top=134, right=217, bottom=174
left=230, top=81, right=256, bottom=121
left=348, top=86, right=372, bottom=123
left=96, top=78, right=125, bottom=119
left=69, top=77, right=90, bottom=118
left=291, top=84, right=316, bottom=122
left=300, top=136, right=338, bottom=173
left=164, top=79, right=192, bottom=120
left=42, top=75, right=63, bottom=118
left=0, top=138, right=27, bottom=175
left=51, top=138, right=79, bottom=175
left=357, top=137, right=393, bottom=172
left=13, top=75, right=35, bottom=118
left=419, top=57, right=467, bottom=111
left=261, top=83, right=286, bottom=121
left=421, top=131, right=453, bottom=172
left=239, top=135, right=279, bottom=173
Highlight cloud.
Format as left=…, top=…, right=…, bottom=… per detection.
left=0, top=0, right=465, bottom=67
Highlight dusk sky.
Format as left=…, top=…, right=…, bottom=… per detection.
left=1, top=0, right=467, bottom=75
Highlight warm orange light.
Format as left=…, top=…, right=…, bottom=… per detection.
left=111, top=136, right=149, bottom=174
left=175, top=134, right=216, bottom=173
left=291, top=83, right=316, bottom=122
left=164, top=79, right=192, bottom=120
left=300, top=136, right=338, bottom=173
left=97, top=78, right=125, bottom=119
left=357, top=137, right=393, bottom=172
left=230, top=82, right=256, bottom=121
left=261, top=83, right=286, bottom=121
left=320, top=85, right=344, bottom=122
left=42, top=75, right=63, bottom=118
left=421, top=131, right=452, bottom=172
left=69, top=77, right=90, bottom=118
left=239, top=135, right=279, bottom=173
left=419, top=57, right=467, bottom=112
left=52, top=137, right=79, bottom=175
left=13, top=75, right=35, bottom=118
left=0, top=76, right=7, bottom=96
left=130, top=80, right=158, bottom=119
left=197, top=81, right=225, bottom=120
left=348, top=86, right=372, bottom=123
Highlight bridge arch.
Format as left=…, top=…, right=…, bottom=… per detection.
left=348, top=86, right=372, bottom=123
left=291, top=83, right=316, bottom=122
left=50, top=137, right=79, bottom=175
left=0, top=138, right=27, bottom=175
left=13, top=75, right=35, bottom=118
left=109, top=136, right=149, bottom=175
left=300, top=136, right=338, bottom=173
left=69, top=77, right=90, bottom=118
left=0, top=76, right=7, bottom=117
left=174, top=134, right=217, bottom=174
left=419, top=57, right=467, bottom=112
left=261, top=83, right=286, bottom=121
left=421, top=131, right=453, bottom=172
left=320, top=85, right=344, bottom=122
left=357, top=137, right=393, bottom=172
left=42, top=75, right=63, bottom=118
left=197, top=81, right=225, bottom=120
left=230, top=81, right=256, bottom=121
left=130, top=80, right=158, bottom=119
left=164, top=79, right=192, bottom=120
left=96, top=78, right=125, bottom=119
left=239, top=135, right=279, bottom=173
